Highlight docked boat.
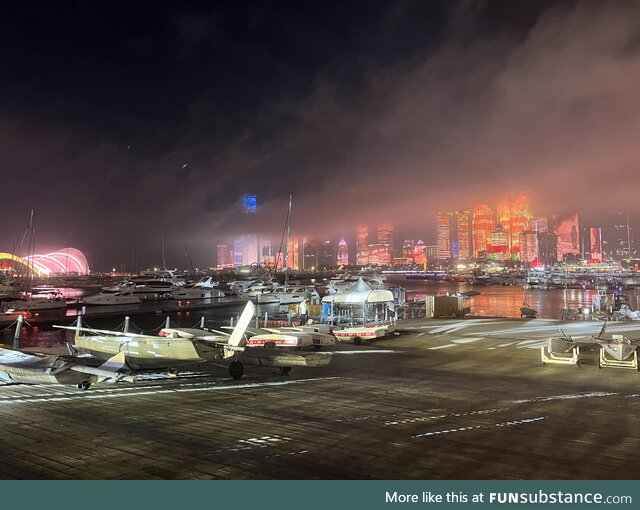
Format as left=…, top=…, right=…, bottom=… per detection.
left=1, top=292, right=67, bottom=312
left=83, top=289, right=142, bottom=305
left=257, top=286, right=320, bottom=305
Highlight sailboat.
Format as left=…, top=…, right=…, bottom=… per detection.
left=257, top=196, right=319, bottom=305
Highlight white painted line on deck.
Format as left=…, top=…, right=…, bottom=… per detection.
left=0, top=377, right=342, bottom=404
left=512, top=391, right=617, bottom=404
left=412, top=416, right=547, bottom=438
left=428, top=344, right=457, bottom=350
left=451, top=338, right=481, bottom=344
left=326, top=350, right=396, bottom=355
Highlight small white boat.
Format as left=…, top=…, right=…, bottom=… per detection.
left=172, top=287, right=225, bottom=300
left=83, top=289, right=142, bottom=306
left=2, top=293, right=67, bottom=312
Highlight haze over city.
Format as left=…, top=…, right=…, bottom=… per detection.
left=1, top=1, right=639, bottom=270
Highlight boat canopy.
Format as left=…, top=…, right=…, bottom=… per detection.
left=321, top=278, right=393, bottom=304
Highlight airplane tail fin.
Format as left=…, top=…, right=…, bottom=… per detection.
left=227, top=301, right=255, bottom=347
left=69, top=351, right=132, bottom=382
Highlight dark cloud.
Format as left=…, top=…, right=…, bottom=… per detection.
left=0, top=1, right=637, bottom=269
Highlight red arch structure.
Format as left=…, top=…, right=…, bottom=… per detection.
left=25, top=248, right=90, bottom=275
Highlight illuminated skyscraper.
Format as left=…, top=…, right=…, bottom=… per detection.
left=472, top=204, right=495, bottom=257
left=457, top=210, right=472, bottom=260
left=377, top=223, right=394, bottom=252
left=613, top=211, right=634, bottom=260
left=216, top=244, right=231, bottom=268
left=356, top=225, right=369, bottom=265
left=368, top=246, right=392, bottom=265
left=233, top=235, right=259, bottom=266
left=414, top=240, right=426, bottom=266
left=436, top=212, right=452, bottom=261
left=509, top=195, right=532, bottom=258
left=436, top=211, right=471, bottom=261
left=489, top=223, right=510, bottom=261
left=590, top=227, right=603, bottom=261
left=402, top=240, right=416, bottom=261
left=425, top=245, right=437, bottom=266
left=519, top=231, right=538, bottom=264
left=337, top=238, right=349, bottom=266
left=551, top=213, right=580, bottom=262
left=288, top=236, right=301, bottom=270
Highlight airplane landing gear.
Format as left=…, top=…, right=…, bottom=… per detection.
left=76, top=381, right=91, bottom=391
left=280, top=367, right=292, bottom=375
left=353, top=337, right=362, bottom=345
left=229, top=361, right=244, bottom=380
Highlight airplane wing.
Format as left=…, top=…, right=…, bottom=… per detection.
left=68, top=351, right=135, bottom=382
left=53, top=325, right=151, bottom=338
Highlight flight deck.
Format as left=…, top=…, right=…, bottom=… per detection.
left=1, top=317, right=640, bottom=479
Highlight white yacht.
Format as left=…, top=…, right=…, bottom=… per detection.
left=171, top=276, right=224, bottom=300
left=2, top=292, right=67, bottom=312
left=257, top=286, right=320, bottom=305
left=326, top=274, right=386, bottom=294
left=83, top=289, right=142, bottom=305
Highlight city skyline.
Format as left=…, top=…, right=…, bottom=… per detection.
left=2, top=2, right=640, bottom=270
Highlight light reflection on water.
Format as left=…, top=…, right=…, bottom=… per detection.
left=2, top=280, right=640, bottom=348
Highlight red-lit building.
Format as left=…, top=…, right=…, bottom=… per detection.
left=551, top=213, right=580, bottom=262
left=472, top=204, right=495, bottom=257
left=356, top=225, right=369, bottom=265
left=337, top=238, right=349, bottom=266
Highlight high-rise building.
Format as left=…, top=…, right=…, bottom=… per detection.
left=509, top=195, right=532, bottom=259
left=302, top=239, right=318, bottom=270
left=519, top=231, right=538, bottom=264
left=457, top=210, right=472, bottom=260
left=337, top=239, right=349, bottom=266
left=590, top=227, right=603, bottom=261
left=436, top=211, right=470, bottom=261
left=436, top=213, right=451, bottom=261
left=233, top=235, right=259, bottom=266
left=472, top=204, right=495, bottom=257
left=414, top=240, right=426, bottom=265
left=216, top=244, right=234, bottom=269
left=318, top=240, right=334, bottom=269
left=356, top=225, right=369, bottom=266
left=551, top=213, right=580, bottom=262
left=537, top=232, right=558, bottom=267
left=489, top=223, right=510, bottom=261
left=288, top=236, right=301, bottom=270
left=368, top=246, right=392, bottom=266
left=402, top=240, right=416, bottom=261
left=613, top=211, right=634, bottom=260
left=424, top=245, right=438, bottom=267
left=377, top=223, right=394, bottom=256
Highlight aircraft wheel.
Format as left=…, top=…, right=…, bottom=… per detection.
left=280, top=367, right=292, bottom=375
left=314, top=345, right=322, bottom=350
left=77, top=381, right=91, bottom=391
left=229, top=361, right=244, bottom=380
left=353, top=337, right=362, bottom=345
left=576, top=360, right=581, bottom=368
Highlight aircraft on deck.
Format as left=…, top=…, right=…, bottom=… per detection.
left=541, top=322, right=640, bottom=369
left=0, top=347, right=131, bottom=390
left=55, top=301, right=331, bottom=379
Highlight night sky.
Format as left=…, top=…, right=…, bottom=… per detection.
left=1, top=1, right=637, bottom=270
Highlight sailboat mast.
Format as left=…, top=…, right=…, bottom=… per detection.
left=161, top=234, right=166, bottom=270
left=285, top=195, right=292, bottom=288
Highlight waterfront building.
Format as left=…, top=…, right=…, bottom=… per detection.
left=25, top=247, right=90, bottom=275
left=216, top=244, right=234, bottom=269
left=613, top=211, right=635, bottom=260
left=509, top=195, right=532, bottom=259
left=414, top=240, right=426, bottom=266
left=436, top=211, right=471, bottom=261
left=377, top=223, right=395, bottom=257
left=531, top=216, right=548, bottom=233
left=436, top=212, right=452, bottom=261
left=402, top=240, right=416, bottom=261
left=537, top=232, right=558, bottom=267
left=519, top=231, right=538, bottom=264
left=590, top=227, right=603, bottom=262
left=233, top=235, right=259, bottom=266
left=551, top=213, right=580, bottom=262
left=368, top=245, right=392, bottom=266
left=302, top=238, right=318, bottom=271
left=356, top=225, right=369, bottom=265
left=472, top=204, right=495, bottom=258
left=288, top=236, right=301, bottom=271
left=424, top=245, right=438, bottom=267
left=337, top=238, right=349, bottom=266
left=318, top=240, right=334, bottom=269
left=489, top=223, right=510, bottom=261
